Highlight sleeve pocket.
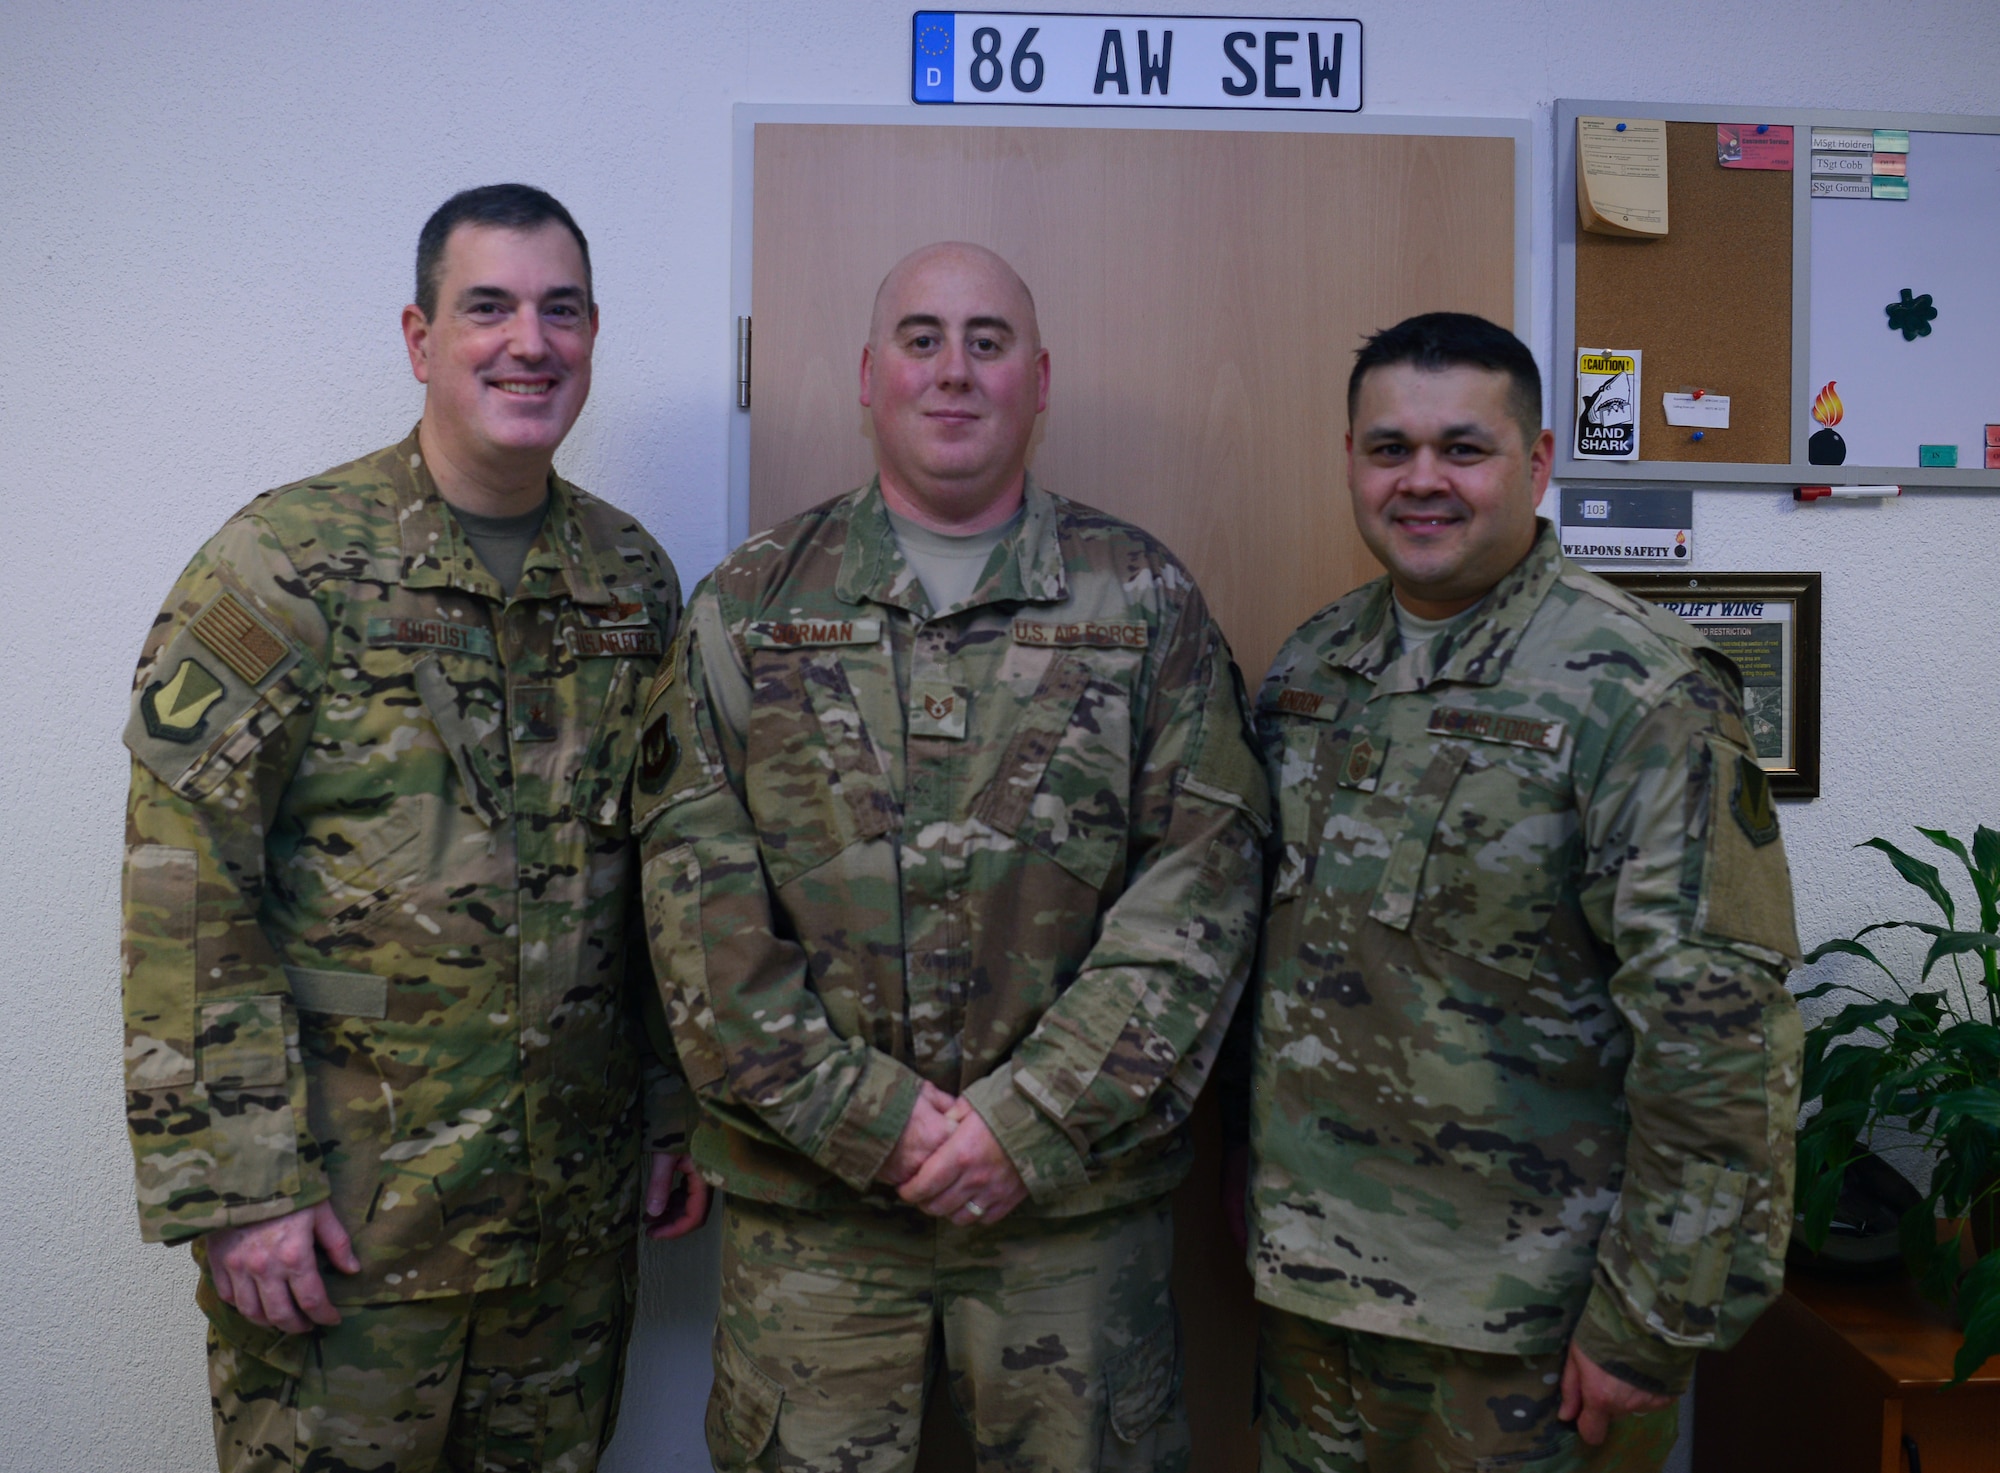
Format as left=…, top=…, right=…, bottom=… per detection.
left=123, top=843, right=197, bottom=1089
left=197, top=995, right=289, bottom=1088
left=705, top=1323, right=783, bottom=1465
left=1659, top=1159, right=1750, bottom=1339
left=642, top=843, right=728, bottom=1093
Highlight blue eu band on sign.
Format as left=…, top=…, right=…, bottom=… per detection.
left=911, top=12, right=1362, bottom=111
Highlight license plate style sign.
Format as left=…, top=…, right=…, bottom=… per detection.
left=912, top=12, right=1362, bottom=111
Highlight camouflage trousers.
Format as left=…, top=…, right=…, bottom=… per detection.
left=708, top=1194, right=1188, bottom=1472
left=204, top=1244, right=634, bottom=1473
left=1257, top=1306, right=1677, bottom=1473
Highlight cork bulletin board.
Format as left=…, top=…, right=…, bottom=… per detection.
left=1557, top=98, right=2000, bottom=490
left=1574, top=121, right=1791, bottom=465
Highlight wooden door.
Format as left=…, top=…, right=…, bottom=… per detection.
left=747, top=120, right=1515, bottom=1471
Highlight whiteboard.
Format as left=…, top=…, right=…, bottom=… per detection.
left=1807, top=130, right=2000, bottom=470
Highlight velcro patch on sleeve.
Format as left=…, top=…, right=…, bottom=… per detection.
left=565, top=625, right=665, bottom=659
left=366, top=616, right=498, bottom=661
left=1011, top=619, right=1150, bottom=649
left=191, top=592, right=291, bottom=686
left=1695, top=737, right=1801, bottom=961
left=1427, top=705, right=1566, bottom=753
left=745, top=617, right=882, bottom=648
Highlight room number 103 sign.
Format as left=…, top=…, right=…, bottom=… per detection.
left=912, top=12, right=1362, bottom=111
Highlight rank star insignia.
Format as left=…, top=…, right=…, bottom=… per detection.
left=1885, top=287, right=1937, bottom=341
left=924, top=694, right=955, bottom=721
left=142, top=658, right=225, bottom=743
left=1730, top=754, right=1780, bottom=846
left=1345, top=740, right=1375, bottom=784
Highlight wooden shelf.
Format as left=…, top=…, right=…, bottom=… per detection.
left=1696, top=1270, right=2000, bottom=1473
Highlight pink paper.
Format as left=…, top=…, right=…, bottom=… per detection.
left=1718, top=124, right=1794, bottom=171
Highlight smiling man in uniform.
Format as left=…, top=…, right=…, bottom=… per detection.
left=635, top=242, right=1268, bottom=1470
left=1223, top=312, right=1803, bottom=1471
left=119, top=184, right=704, bottom=1473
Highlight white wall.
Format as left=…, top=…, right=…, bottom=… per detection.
left=3, top=3, right=1995, bottom=1467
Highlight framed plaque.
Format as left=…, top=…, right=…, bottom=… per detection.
left=1603, top=572, right=1822, bottom=799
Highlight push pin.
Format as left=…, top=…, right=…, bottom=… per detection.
left=1691, top=389, right=1705, bottom=399
left=1616, top=123, right=1627, bottom=132
left=1690, top=430, right=1705, bottom=442
left=1756, top=124, right=1769, bottom=134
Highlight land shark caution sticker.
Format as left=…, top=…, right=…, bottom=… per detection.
left=1575, top=348, right=1641, bottom=461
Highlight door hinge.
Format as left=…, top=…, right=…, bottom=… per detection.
left=735, top=315, right=752, bottom=410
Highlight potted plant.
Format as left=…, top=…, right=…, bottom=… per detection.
left=1791, top=825, right=2000, bottom=1384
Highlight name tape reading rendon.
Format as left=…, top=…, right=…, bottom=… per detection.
left=912, top=12, right=1361, bottom=110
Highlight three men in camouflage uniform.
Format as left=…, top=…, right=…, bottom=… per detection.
left=1224, top=314, right=1803, bottom=1471
left=636, top=242, right=1269, bottom=1470
left=120, top=185, right=704, bottom=1472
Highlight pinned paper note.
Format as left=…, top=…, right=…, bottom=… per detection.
left=1985, top=425, right=2000, bottom=471
left=1718, top=124, right=1793, bottom=170
left=1577, top=117, right=1668, bottom=237
left=1663, top=393, right=1731, bottom=429
left=1576, top=349, right=1642, bottom=460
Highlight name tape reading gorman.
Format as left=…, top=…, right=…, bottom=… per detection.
left=746, top=619, right=884, bottom=648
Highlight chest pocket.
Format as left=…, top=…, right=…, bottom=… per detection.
left=1395, top=743, right=1577, bottom=979
left=971, top=651, right=1134, bottom=893
left=745, top=649, right=898, bottom=889
left=1263, top=717, right=1344, bottom=904
left=573, top=656, right=647, bottom=832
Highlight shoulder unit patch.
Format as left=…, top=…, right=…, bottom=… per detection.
left=141, top=659, right=226, bottom=743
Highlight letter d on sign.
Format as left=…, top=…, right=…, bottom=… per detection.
left=927, top=67, right=941, bottom=85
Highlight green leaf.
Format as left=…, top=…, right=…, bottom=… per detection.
left=1906, top=1206, right=1964, bottom=1304
left=1950, top=1248, right=2000, bottom=1384
left=1973, top=825, right=2000, bottom=888
left=1931, top=1087, right=2000, bottom=1129
left=1923, top=826, right=2000, bottom=933
left=1921, top=931, right=2000, bottom=984
left=1800, top=936, right=1899, bottom=986
left=1862, top=837, right=1957, bottom=926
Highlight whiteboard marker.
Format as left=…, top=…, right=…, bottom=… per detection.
left=1795, top=485, right=1900, bottom=501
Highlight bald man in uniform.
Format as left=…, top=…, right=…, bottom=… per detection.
left=634, top=243, right=1269, bottom=1471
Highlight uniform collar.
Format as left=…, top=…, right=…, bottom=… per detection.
left=1325, top=519, right=1565, bottom=697
left=834, top=474, right=1069, bottom=613
left=391, top=424, right=611, bottom=606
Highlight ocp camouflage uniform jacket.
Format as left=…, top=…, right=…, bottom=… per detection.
left=1232, top=523, right=1802, bottom=1393
left=120, top=428, right=686, bottom=1306
left=636, top=477, right=1269, bottom=1215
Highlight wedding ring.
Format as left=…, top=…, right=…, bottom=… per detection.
left=966, top=1201, right=986, bottom=1218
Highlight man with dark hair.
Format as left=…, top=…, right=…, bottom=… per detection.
left=119, top=185, right=703, bottom=1472
left=1223, top=312, right=1803, bottom=1470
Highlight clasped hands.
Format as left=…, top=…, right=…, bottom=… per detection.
left=875, top=1081, right=1028, bottom=1227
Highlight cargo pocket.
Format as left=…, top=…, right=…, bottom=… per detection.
left=641, top=842, right=728, bottom=1095
left=1104, top=1313, right=1182, bottom=1448
left=197, top=994, right=302, bottom=1205
left=974, top=651, right=1134, bottom=893
left=745, top=650, right=896, bottom=888
left=705, top=1323, right=782, bottom=1467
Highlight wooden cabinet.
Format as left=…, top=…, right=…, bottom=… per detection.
left=1696, top=1272, right=2000, bottom=1472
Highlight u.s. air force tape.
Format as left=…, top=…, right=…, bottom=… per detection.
left=1426, top=706, right=1565, bottom=753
